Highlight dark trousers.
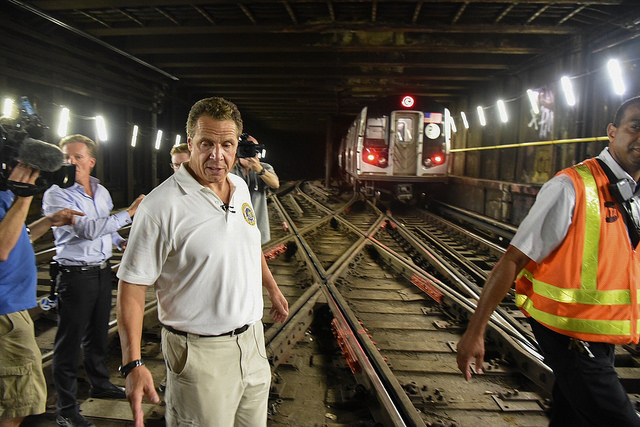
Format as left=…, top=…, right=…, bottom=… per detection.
left=52, top=266, right=113, bottom=415
left=529, top=319, right=640, bottom=427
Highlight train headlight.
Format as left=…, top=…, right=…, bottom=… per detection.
left=363, top=147, right=389, bottom=168
left=424, top=154, right=445, bottom=168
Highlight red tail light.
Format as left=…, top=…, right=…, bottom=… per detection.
left=423, top=153, right=446, bottom=167
left=363, top=147, right=389, bottom=168
left=432, top=154, right=445, bottom=165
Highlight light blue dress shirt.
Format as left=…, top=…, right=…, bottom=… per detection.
left=42, top=176, right=131, bottom=266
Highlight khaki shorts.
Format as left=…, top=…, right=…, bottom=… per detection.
left=0, top=310, right=47, bottom=420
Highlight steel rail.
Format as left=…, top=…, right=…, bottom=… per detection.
left=378, top=212, right=541, bottom=353
left=323, top=236, right=430, bottom=427
left=292, top=186, right=550, bottom=396
left=378, top=203, right=543, bottom=347
left=272, top=187, right=420, bottom=425
left=361, top=237, right=552, bottom=394
left=432, top=200, right=517, bottom=243
left=412, top=207, right=508, bottom=255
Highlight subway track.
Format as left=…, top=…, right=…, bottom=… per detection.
left=24, top=181, right=640, bottom=426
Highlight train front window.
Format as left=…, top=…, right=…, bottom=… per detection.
left=396, top=118, right=413, bottom=142
left=364, top=117, right=387, bottom=147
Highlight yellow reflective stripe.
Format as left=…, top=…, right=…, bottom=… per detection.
left=517, top=268, right=532, bottom=282
left=574, top=164, right=600, bottom=291
left=515, top=292, right=526, bottom=308
left=517, top=268, right=631, bottom=305
left=518, top=294, right=631, bottom=336
left=531, top=277, right=630, bottom=305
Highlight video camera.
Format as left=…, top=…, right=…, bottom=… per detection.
left=237, top=133, right=266, bottom=159
left=0, top=97, right=75, bottom=196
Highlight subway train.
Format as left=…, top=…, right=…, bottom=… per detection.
left=338, top=94, right=450, bottom=201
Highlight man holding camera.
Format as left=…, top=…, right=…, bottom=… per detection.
left=42, top=134, right=144, bottom=427
left=231, top=135, right=279, bottom=245
left=1, top=163, right=82, bottom=427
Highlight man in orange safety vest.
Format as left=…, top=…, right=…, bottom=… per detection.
left=457, top=96, right=640, bottom=426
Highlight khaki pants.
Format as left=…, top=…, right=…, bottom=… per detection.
left=162, top=321, right=271, bottom=426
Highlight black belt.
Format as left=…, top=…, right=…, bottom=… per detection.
left=60, top=261, right=109, bottom=273
left=163, top=323, right=250, bottom=338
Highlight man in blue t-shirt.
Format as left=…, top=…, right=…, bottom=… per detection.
left=0, top=163, right=81, bottom=427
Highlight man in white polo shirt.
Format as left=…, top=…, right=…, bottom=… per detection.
left=116, top=96, right=289, bottom=427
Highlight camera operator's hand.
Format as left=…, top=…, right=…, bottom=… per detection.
left=238, top=155, right=259, bottom=171
left=238, top=136, right=261, bottom=170
left=0, top=163, right=41, bottom=260
left=246, top=156, right=262, bottom=172
left=127, top=194, right=145, bottom=218
left=8, top=162, right=40, bottom=190
left=238, top=135, right=279, bottom=189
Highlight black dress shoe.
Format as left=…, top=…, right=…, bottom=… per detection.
left=89, top=383, right=126, bottom=399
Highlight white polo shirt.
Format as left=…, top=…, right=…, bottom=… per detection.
left=117, top=167, right=263, bottom=335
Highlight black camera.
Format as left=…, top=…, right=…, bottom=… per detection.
left=237, top=133, right=266, bottom=159
left=0, top=97, right=75, bottom=196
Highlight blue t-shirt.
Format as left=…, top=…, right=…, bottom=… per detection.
left=0, top=190, right=37, bottom=315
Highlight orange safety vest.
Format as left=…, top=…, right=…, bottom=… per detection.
left=515, top=158, right=640, bottom=345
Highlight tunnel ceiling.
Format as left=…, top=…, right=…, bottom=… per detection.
left=2, top=0, right=639, bottom=134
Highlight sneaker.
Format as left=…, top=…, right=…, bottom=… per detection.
left=56, top=413, right=95, bottom=427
